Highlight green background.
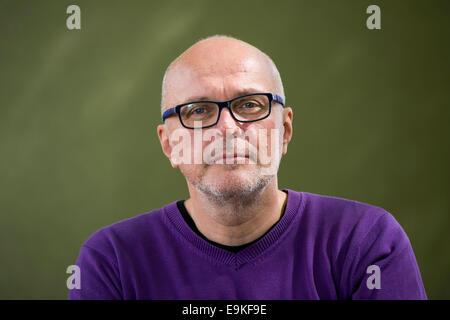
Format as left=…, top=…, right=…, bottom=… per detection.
left=0, top=0, right=449, bottom=299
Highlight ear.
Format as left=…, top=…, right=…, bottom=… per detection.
left=281, top=107, right=293, bottom=155
left=157, top=124, right=178, bottom=168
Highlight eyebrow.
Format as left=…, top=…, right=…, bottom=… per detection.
left=182, top=89, right=264, bottom=103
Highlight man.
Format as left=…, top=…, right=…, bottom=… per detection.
left=68, top=35, right=427, bottom=299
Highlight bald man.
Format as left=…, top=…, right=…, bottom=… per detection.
left=68, top=35, right=427, bottom=300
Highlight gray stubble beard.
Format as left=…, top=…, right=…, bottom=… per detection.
left=182, top=163, right=276, bottom=223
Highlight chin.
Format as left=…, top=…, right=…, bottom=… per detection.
left=201, top=168, right=273, bottom=198
left=181, top=163, right=274, bottom=199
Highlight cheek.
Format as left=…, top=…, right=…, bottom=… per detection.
left=179, top=164, right=207, bottom=182
left=253, top=124, right=284, bottom=162
left=247, top=120, right=280, bottom=144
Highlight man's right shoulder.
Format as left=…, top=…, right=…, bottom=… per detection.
left=80, top=201, right=178, bottom=254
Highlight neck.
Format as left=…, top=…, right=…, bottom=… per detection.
left=184, top=178, right=288, bottom=246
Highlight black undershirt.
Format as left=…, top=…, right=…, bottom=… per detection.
left=176, top=191, right=288, bottom=253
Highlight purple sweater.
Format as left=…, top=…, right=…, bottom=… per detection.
left=68, top=189, right=427, bottom=299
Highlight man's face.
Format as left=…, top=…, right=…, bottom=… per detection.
left=158, top=39, right=292, bottom=199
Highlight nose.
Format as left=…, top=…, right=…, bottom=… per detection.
left=215, top=106, right=241, bottom=132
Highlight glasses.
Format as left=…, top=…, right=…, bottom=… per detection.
left=162, top=93, right=284, bottom=129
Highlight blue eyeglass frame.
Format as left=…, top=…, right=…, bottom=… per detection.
left=161, top=92, right=285, bottom=129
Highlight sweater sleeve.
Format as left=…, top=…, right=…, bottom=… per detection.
left=68, top=245, right=123, bottom=300
left=347, top=211, right=427, bottom=300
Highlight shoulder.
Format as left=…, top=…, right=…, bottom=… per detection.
left=300, top=191, right=397, bottom=226
left=288, top=191, right=425, bottom=299
left=296, top=191, right=412, bottom=265
left=295, top=191, right=405, bottom=246
left=301, top=191, right=387, bottom=217
left=80, top=201, right=177, bottom=255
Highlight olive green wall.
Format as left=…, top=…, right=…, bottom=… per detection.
left=0, top=0, right=448, bottom=299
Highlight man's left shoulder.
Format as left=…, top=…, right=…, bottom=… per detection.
left=291, top=191, right=426, bottom=299
left=299, top=191, right=403, bottom=236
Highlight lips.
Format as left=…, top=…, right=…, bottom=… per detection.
left=212, top=153, right=249, bottom=163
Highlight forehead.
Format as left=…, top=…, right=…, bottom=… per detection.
left=165, top=55, right=276, bottom=106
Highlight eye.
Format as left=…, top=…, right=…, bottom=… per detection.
left=192, top=107, right=206, bottom=114
left=243, top=102, right=256, bottom=108
left=235, top=100, right=263, bottom=113
left=182, top=104, right=215, bottom=119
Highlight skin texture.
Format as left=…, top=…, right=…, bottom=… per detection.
left=157, top=36, right=293, bottom=246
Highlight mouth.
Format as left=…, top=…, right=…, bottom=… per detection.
left=211, top=153, right=250, bottom=164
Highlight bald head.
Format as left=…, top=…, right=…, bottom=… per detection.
left=161, top=35, right=285, bottom=115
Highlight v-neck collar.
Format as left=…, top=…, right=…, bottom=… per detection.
left=163, top=189, right=304, bottom=268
